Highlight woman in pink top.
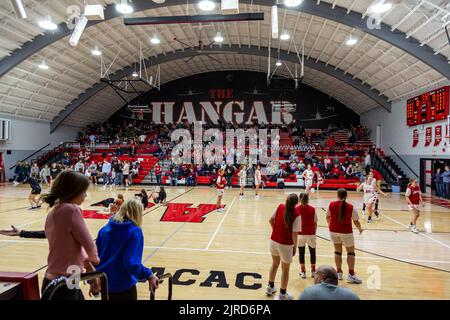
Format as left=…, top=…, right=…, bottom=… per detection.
left=41, top=170, right=100, bottom=300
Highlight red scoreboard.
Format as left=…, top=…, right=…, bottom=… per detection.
left=407, top=86, right=449, bottom=126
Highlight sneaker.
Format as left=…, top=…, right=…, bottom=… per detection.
left=274, top=292, right=293, bottom=300
left=109, top=185, right=113, bottom=190
left=411, top=225, right=419, bottom=234
left=217, top=207, right=224, bottom=213
left=361, top=210, right=365, bottom=216
left=367, top=216, right=372, bottom=224
left=265, top=285, right=277, bottom=296
left=299, top=271, right=306, bottom=279
left=337, top=272, right=343, bottom=280
left=239, top=196, right=244, bottom=200
left=347, top=274, right=363, bottom=284
left=102, top=185, right=107, bottom=191
left=255, top=195, right=260, bottom=200
left=13, top=181, right=19, bottom=186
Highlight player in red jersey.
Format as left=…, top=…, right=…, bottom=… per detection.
left=405, top=179, right=423, bottom=234
left=216, top=169, right=226, bottom=213
left=326, top=189, right=363, bottom=284
left=296, top=193, right=317, bottom=279
left=266, top=194, right=301, bottom=300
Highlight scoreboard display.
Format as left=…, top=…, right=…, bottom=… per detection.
left=407, top=86, right=449, bottom=126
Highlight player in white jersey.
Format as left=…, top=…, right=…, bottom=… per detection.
left=302, top=164, right=315, bottom=195
left=238, top=164, right=247, bottom=200
left=254, top=165, right=262, bottom=200
left=357, top=172, right=387, bottom=223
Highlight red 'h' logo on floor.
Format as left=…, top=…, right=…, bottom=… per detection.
left=160, top=203, right=224, bottom=223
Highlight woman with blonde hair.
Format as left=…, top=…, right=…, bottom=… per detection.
left=95, top=198, right=159, bottom=300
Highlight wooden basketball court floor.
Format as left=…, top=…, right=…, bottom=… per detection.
left=0, top=183, right=449, bottom=300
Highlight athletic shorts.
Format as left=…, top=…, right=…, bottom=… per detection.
left=239, top=178, right=246, bottom=187
left=123, top=174, right=128, bottom=179
left=270, top=240, right=293, bottom=263
left=217, top=189, right=224, bottom=196
left=364, top=195, right=378, bottom=205
left=298, top=235, right=316, bottom=248
left=330, top=232, right=355, bottom=247
left=31, top=188, right=41, bottom=195
left=408, top=204, right=420, bottom=211
left=305, top=180, right=313, bottom=189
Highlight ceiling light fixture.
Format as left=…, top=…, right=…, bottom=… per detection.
left=214, top=32, right=224, bottom=43
left=345, top=36, right=358, bottom=46
left=38, top=15, right=57, bottom=30
left=116, top=0, right=133, bottom=14
left=38, top=60, right=49, bottom=70
left=271, top=5, right=278, bottom=39
left=150, top=34, right=161, bottom=44
left=275, top=59, right=282, bottom=67
left=284, top=0, right=303, bottom=7
left=280, top=31, right=290, bottom=41
left=132, top=71, right=138, bottom=77
left=91, top=47, right=102, bottom=56
left=368, top=1, right=392, bottom=14
left=198, top=0, right=215, bottom=11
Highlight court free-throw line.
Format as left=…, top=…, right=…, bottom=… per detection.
left=205, top=196, right=236, bottom=250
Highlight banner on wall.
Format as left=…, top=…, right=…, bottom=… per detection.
left=413, top=129, right=419, bottom=147
left=425, top=127, right=432, bottom=146
left=434, top=125, right=442, bottom=146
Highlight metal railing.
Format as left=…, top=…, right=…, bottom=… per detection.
left=9, top=143, right=50, bottom=170
left=150, top=273, right=173, bottom=300
left=388, top=147, right=419, bottom=178
left=41, top=271, right=109, bottom=301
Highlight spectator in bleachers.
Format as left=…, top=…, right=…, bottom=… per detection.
left=40, top=164, right=51, bottom=186
left=113, top=161, right=124, bottom=187
left=74, top=159, right=84, bottom=174
left=225, top=164, right=235, bottom=188
left=30, top=162, right=40, bottom=179
left=345, top=164, right=354, bottom=179
left=101, top=159, right=112, bottom=190
left=123, top=161, right=131, bottom=188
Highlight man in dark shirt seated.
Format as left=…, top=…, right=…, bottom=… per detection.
left=299, top=265, right=360, bottom=300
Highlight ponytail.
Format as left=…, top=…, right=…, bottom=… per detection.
left=284, top=193, right=299, bottom=227
left=299, top=192, right=309, bottom=206
left=337, top=188, right=347, bottom=223
left=41, top=170, right=90, bottom=208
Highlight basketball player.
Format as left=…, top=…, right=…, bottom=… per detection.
left=357, top=172, right=387, bottom=223
left=302, top=164, right=315, bottom=195
left=238, top=164, right=247, bottom=200
left=150, top=186, right=167, bottom=204
left=405, top=179, right=423, bottom=234
left=27, top=176, right=41, bottom=210
left=267, top=194, right=301, bottom=300
left=216, top=169, right=226, bottom=212
left=316, top=172, right=324, bottom=192
left=361, top=169, right=383, bottom=217
left=254, top=165, right=262, bottom=200
left=326, top=189, right=363, bottom=284
left=297, top=193, right=317, bottom=279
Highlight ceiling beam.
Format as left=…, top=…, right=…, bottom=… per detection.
left=50, top=44, right=391, bottom=133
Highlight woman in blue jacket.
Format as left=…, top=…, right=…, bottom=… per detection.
left=95, top=198, right=159, bottom=300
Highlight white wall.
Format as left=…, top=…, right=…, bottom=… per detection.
left=0, top=117, right=80, bottom=179
left=361, top=94, right=449, bottom=178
